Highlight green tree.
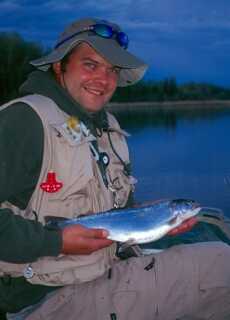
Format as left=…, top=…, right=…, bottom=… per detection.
left=0, top=32, right=45, bottom=104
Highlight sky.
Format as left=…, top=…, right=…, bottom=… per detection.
left=0, top=0, right=230, bottom=87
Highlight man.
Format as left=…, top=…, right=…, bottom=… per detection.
left=0, top=18, right=230, bottom=320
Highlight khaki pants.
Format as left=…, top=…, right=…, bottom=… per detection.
left=27, top=242, right=230, bottom=320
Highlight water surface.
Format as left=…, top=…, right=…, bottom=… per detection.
left=116, top=106, right=230, bottom=217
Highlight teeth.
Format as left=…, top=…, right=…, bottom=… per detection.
left=85, top=87, right=103, bottom=96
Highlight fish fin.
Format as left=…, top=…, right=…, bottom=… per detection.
left=141, top=248, right=164, bottom=255
left=117, top=244, right=143, bottom=258
left=168, top=216, right=179, bottom=226
left=45, top=215, right=69, bottom=228
left=130, top=245, right=145, bottom=257
left=119, top=239, right=136, bottom=251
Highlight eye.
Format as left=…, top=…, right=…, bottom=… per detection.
left=111, top=67, right=120, bottom=75
left=84, top=61, right=97, bottom=70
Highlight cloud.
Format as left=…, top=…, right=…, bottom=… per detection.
left=43, top=0, right=82, bottom=11
left=119, top=0, right=230, bottom=33
left=38, top=0, right=130, bottom=13
left=79, top=0, right=132, bottom=10
left=0, top=0, right=21, bottom=11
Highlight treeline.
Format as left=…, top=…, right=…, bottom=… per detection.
left=0, top=32, right=45, bottom=104
left=0, top=32, right=230, bottom=105
left=112, top=78, right=230, bottom=102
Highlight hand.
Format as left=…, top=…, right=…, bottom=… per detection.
left=167, top=217, right=198, bottom=236
left=61, top=224, right=113, bottom=255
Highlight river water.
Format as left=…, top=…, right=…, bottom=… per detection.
left=115, top=106, right=230, bottom=218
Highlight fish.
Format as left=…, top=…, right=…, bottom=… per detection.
left=46, top=199, right=201, bottom=245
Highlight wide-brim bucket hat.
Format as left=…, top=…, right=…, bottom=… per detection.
left=30, top=18, right=148, bottom=87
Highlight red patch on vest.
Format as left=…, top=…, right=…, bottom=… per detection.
left=40, top=172, right=63, bottom=193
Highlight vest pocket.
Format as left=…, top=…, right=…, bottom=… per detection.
left=45, top=188, right=94, bottom=218
left=107, top=165, right=137, bottom=208
left=40, top=135, right=95, bottom=218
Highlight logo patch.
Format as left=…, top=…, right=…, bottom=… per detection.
left=40, top=172, right=63, bottom=193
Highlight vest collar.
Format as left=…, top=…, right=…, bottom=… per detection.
left=20, top=70, right=109, bottom=134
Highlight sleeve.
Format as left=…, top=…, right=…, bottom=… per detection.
left=0, top=102, right=62, bottom=262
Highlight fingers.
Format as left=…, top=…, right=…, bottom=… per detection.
left=61, top=224, right=113, bottom=255
left=74, top=225, right=109, bottom=239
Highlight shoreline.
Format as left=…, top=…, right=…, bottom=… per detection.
left=106, top=100, right=230, bottom=112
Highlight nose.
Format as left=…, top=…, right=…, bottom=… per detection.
left=94, top=66, right=114, bottom=84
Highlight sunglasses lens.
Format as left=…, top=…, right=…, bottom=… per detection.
left=93, top=24, right=128, bottom=49
left=117, top=32, right=129, bottom=49
left=93, top=24, right=113, bottom=38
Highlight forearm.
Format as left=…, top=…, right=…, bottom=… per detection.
left=0, top=208, right=62, bottom=263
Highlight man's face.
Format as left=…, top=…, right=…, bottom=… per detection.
left=54, top=43, right=119, bottom=112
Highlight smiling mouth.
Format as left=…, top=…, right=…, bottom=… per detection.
left=84, top=86, right=104, bottom=96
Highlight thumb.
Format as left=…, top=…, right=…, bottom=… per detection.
left=84, top=227, right=109, bottom=239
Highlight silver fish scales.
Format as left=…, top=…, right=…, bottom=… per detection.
left=46, top=199, right=201, bottom=244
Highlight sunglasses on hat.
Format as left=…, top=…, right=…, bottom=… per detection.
left=55, top=23, right=129, bottom=50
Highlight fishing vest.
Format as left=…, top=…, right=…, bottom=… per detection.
left=0, top=94, right=136, bottom=286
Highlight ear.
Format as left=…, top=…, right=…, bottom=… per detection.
left=52, top=62, right=62, bottom=76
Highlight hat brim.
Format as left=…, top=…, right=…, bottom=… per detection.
left=30, top=33, right=148, bottom=87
